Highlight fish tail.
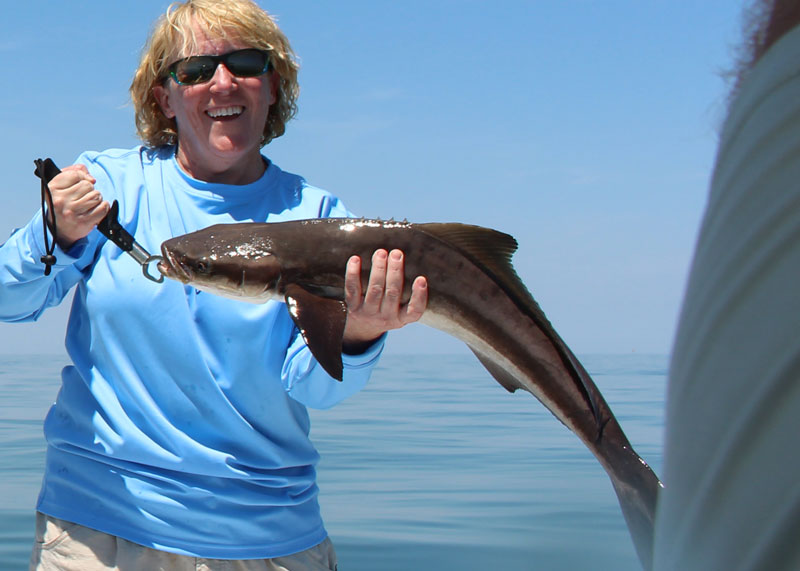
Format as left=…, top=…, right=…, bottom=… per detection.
left=599, top=422, right=662, bottom=570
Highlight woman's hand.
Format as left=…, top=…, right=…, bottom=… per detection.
left=47, top=164, right=110, bottom=249
left=342, top=249, right=428, bottom=354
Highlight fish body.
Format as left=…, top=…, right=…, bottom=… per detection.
left=159, top=217, right=661, bottom=568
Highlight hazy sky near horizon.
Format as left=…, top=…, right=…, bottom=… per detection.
left=0, top=1, right=748, bottom=356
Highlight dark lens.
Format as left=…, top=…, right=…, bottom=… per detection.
left=225, top=49, right=269, bottom=77
left=168, top=49, right=269, bottom=85
left=173, top=56, right=216, bottom=85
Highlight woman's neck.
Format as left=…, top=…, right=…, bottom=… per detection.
left=175, top=146, right=266, bottom=185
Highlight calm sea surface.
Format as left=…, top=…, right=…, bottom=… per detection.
left=0, top=352, right=666, bottom=570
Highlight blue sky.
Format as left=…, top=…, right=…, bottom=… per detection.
left=0, top=1, right=747, bottom=355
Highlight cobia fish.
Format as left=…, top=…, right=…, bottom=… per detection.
left=158, top=218, right=662, bottom=568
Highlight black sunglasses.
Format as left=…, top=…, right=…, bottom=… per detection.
left=165, top=48, right=271, bottom=86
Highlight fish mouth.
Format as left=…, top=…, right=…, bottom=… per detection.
left=158, top=250, right=193, bottom=284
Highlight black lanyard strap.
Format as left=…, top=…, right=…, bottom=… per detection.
left=32, top=158, right=61, bottom=275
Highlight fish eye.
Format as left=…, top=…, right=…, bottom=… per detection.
left=195, top=258, right=211, bottom=273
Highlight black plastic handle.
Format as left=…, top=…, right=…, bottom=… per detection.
left=33, top=158, right=61, bottom=186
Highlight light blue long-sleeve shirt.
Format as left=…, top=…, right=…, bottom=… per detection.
left=0, top=146, right=383, bottom=558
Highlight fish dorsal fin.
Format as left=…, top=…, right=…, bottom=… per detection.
left=415, top=223, right=536, bottom=309
left=420, top=223, right=606, bottom=430
left=416, top=222, right=517, bottom=261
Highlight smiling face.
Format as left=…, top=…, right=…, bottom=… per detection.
left=152, top=22, right=277, bottom=185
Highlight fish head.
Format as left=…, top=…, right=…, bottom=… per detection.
left=158, top=225, right=282, bottom=302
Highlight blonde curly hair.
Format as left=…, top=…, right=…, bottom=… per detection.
left=130, top=0, right=299, bottom=148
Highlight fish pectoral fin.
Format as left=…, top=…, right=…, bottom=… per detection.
left=284, top=284, right=348, bottom=382
left=469, top=347, right=522, bottom=394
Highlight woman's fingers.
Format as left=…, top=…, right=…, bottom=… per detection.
left=382, top=250, right=405, bottom=312
left=362, top=249, right=388, bottom=313
left=342, top=249, right=428, bottom=349
left=404, top=275, right=428, bottom=325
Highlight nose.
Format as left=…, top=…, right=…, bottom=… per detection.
left=209, top=63, right=235, bottom=92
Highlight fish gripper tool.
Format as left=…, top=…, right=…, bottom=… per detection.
left=34, top=157, right=165, bottom=283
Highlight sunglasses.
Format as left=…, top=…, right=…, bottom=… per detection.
left=165, top=48, right=271, bottom=86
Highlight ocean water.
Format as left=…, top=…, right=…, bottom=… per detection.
left=0, top=352, right=666, bottom=570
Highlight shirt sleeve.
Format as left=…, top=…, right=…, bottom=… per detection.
left=281, top=326, right=386, bottom=409
left=0, top=211, right=98, bottom=322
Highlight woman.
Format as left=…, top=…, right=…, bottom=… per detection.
left=0, top=1, right=427, bottom=569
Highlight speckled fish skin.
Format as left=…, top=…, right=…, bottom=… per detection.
left=158, top=217, right=661, bottom=568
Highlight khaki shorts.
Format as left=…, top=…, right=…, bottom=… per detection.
left=29, top=512, right=338, bottom=571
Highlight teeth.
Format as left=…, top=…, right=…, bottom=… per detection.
left=207, top=106, right=243, bottom=118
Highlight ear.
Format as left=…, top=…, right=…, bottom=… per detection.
left=152, top=84, right=176, bottom=119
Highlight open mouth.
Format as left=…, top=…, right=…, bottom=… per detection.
left=206, top=106, right=244, bottom=120
left=158, top=250, right=193, bottom=284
